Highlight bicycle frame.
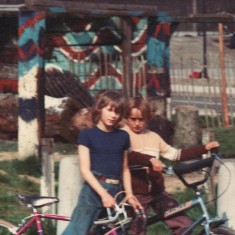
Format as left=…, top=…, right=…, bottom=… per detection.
left=171, top=195, right=210, bottom=235
left=146, top=153, right=227, bottom=235
left=10, top=208, right=70, bottom=235
left=147, top=187, right=226, bottom=235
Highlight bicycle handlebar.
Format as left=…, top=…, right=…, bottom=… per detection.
left=94, top=204, right=127, bottom=225
left=94, top=203, right=146, bottom=225
left=173, top=155, right=214, bottom=175
left=173, top=153, right=221, bottom=174
left=172, top=153, right=221, bottom=189
left=130, top=152, right=222, bottom=189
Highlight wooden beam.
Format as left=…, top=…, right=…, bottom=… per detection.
left=24, top=0, right=158, bottom=16
left=25, top=0, right=157, bottom=11
left=121, top=17, right=133, bottom=98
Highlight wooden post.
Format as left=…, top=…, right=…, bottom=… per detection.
left=41, top=138, right=55, bottom=214
left=121, top=17, right=133, bottom=98
left=192, top=0, right=197, bottom=32
left=218, top=23, right=229, bottom=128
left=18, top=11, right=46, bottom=159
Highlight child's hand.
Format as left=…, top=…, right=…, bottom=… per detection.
left=149, top=158, right=163, bottom=172
left=205, top=141, right=220, bottom=151
left=101, top=191, right=116, bottom=208
left=127, top=194, right=143, bottom=210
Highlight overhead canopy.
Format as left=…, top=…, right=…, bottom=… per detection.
left=0, top=0, right=158, bottom=16
left=1, top=0, right=235, bottom=23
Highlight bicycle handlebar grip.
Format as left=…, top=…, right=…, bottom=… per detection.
left=173, top=156, right=214, bottom=175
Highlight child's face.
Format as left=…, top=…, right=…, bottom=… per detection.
left=99, top=103, right=121, bottom=129
left=127, top=108, right=146, bottom=133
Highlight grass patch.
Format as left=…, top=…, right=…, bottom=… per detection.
left=0, top=141, right=17, bottom=152
left=214, top=127, right=235, bottom=158
left=0, top=156, right=41, bottom=224
left=0, top=156, right=41, bottom=177
left=0, top=152, right=64, bottom=234
left=0, top=141, right=77, bottom=155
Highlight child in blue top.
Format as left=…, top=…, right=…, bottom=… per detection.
left=62, top=90, right=142, bottom=235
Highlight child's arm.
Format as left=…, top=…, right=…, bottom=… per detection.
left=78, top=145, right=116, bottom=208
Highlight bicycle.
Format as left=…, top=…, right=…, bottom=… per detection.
left=0, top=190, right=143, bottom=235
left=129, top=152, right=235, bottom=235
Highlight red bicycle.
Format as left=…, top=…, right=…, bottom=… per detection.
left=0, top=191, right=143, bottom=235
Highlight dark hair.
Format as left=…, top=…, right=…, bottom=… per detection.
left=92, top=90, right=124, bottom=124
left=124, top=96, right=151, bottom=120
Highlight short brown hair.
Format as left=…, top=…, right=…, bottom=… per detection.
left=124, top=96, right=151, bottom=120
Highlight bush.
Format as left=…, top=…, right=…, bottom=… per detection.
left=214, top=127, right=235, bottom=158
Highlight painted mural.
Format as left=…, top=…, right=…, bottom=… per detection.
left=146, top=12, right=179, bottom=97
left=0, top=12, right=177, bottom=99
left=45, top=12, right=177, bottom=98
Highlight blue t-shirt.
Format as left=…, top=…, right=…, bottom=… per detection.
left=78, top=126, right=130, bottom=178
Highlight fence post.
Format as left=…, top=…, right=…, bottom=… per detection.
left=173, top=105, right=200, bottom=148
left=57, top=155, right=83, bottom=235
left=40, top=138, right=55, bottom=214
left=218, top=23, right=229, bottom=128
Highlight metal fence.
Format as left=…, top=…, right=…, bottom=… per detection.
left=170, top=54, right=235, bottom=128
left=79, top=50, right=235, bottom=129
left=75, top=35, right=235, bottom=129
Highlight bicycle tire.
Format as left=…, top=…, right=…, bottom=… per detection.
left=210, top=225, right=235, bottom=235
left=0, top=219, right=16, bottom=235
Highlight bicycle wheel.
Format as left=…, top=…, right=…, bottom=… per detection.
left=210, top=225, right=235, bottom=235
left=0, top=219, right=16, bottom=235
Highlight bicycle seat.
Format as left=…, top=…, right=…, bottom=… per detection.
left=17, top=193, right=59, bottom=208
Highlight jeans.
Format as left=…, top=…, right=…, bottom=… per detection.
left=62, top=180, right=121, bottom=235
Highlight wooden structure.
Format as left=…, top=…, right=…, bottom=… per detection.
left=1, top=0, right=160, bottom=158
